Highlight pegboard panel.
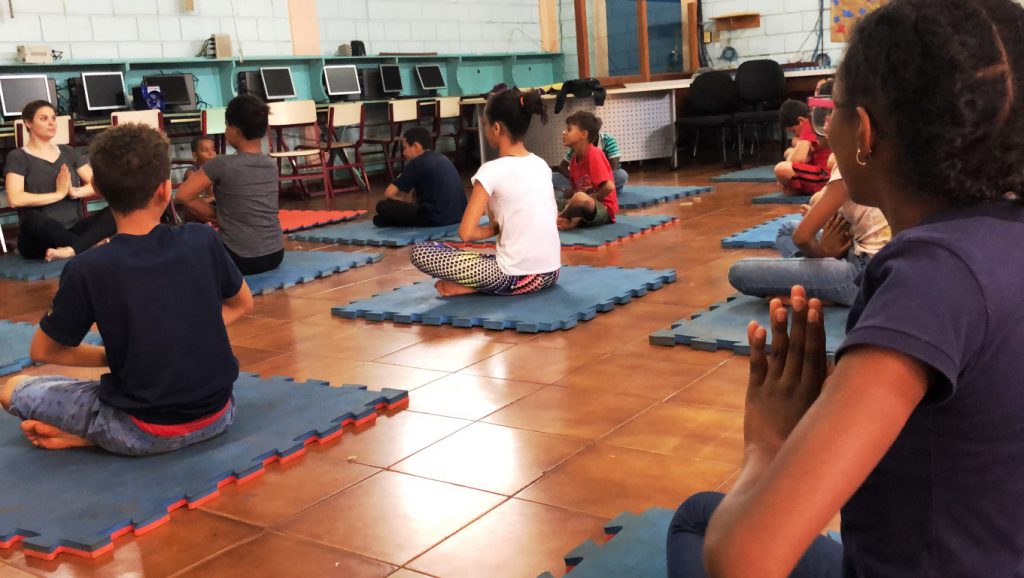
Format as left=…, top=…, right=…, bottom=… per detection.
left=478, top=90, right=676, bottom=166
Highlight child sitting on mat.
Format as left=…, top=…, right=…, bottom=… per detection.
left=0, top=124, right=253, bottom=456
left=668, top=1, right=1024, bottom=575
left=556, top=110, right=619, bottom=230
left=552, top=126, right=628, bottom=199
left=410, top=89, right=560, bottom=297
left=775, top=84, right=833, bottom=196
left=183, top=136, right=217, bottom=202
left=373, top=126, right=467, bottom=228
left=177, top=95, right=284, bottom=275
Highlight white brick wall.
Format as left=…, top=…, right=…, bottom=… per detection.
left=702, top=0, right=845, bottom=66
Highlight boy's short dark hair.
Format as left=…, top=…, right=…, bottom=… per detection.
left=780, top=99, right=810, bottom=128
left=190, top=135, right=214, bottom=153
left=565, top=110, right=602, bottom=145
left=402, top=126, right=433, bottom=150
left=225, top=95, right=269, bottom=140
left=89, top=124, right=170, bottom=214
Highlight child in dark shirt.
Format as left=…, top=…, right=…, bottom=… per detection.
left=373, top=126, right=468, bottom=227
left=668, top=1, right=1024, bottom=576
left=0, top=124, right=253, bottom=456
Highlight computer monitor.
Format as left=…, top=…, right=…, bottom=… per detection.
left=415, top=65, right=446, bottom=91
left=0, top=75, right=52, bottom=118
left=323, top=65, right=361, bottom=97
left=143, top=74, right=194, bottom=106
left=81, top=72, right=127, bottom=111
left=379, top=65, right=403, bottom=94
left=260, top=67, right=295, bottom=100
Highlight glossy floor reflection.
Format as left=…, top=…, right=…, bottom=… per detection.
left=0, top=162, right=806, bottom=577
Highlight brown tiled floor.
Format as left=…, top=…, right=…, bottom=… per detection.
left=0, top=162, right=801, bottom=576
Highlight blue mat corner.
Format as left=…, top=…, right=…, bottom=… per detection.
left=710, top=166, right=777, bottom=183
left=721, top=214, right=802, bottom=249
left=0, top=320, right=102, bottom=377
left=0, top=373, right=408, bottom=559
left=289, top=219, right=461, bottom=247
left=618, top=185, right=712, bottom=209
left=244, top=250, right=382, bottom=296
left=649, top=294, right=849, bottom=356
left=537, top=508, right=675, bottom=578
left=752, top=192, right=811, bottom=205
left=333, top=265, right=676, bottom=333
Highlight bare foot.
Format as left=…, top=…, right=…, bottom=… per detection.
left=44, top=246, right=76, bottom=262
left=20, top=420, right=94, bottom=450
left=435, top=280, right=478, bottom=297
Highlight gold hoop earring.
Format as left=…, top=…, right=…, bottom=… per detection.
left=856, top=148, right=871, bottom=166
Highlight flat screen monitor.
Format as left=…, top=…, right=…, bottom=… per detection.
left=143, top=74, right=193, bottom=105
left=260, top=67, right=295, bottom=100
left=81, top=72, right=127, bottom=111
left=415, top=65, right=446, bottom=91
left=324, top=65, right=361, bottom=96
left=380, top=64, right=403, bottom=94
left=0, top=75, right=52, bottom=118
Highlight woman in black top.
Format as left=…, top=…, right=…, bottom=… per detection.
left=4, top=100, right=115, bottom=261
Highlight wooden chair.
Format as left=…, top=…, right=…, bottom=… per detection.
left=267, top=100, right=329, bottom=198
left=433, top=96, right=463, bottom=165
left=364, top=99, right=419, bottom=182
left=111, top=109, right=165, bottom=131
left=321, top=102, right=369, bottom=195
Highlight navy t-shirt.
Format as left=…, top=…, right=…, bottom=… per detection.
left=836, top=202, right=1024, bottom=577
left=40, top=223, right=243, bottom=424
left=392, top=150, right=467, bottom=226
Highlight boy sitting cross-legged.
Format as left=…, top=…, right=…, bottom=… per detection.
left=556, top=110, right=618, bottom=230
left=0, top=124, right=254, bottom=456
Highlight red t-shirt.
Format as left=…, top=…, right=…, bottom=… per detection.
left=569, top=144, right=618, bottom=221
left=798, top=122, right=832, bottom=172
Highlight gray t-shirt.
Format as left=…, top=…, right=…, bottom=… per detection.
left=3, top=145, right=85, bottom=228
left=202, top=152, right=282, bottom=258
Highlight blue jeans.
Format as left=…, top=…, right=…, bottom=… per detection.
left=552, top=168, right=628, bottom=199
left=667, top=492, right=843, bottom=578
left=727, top=221, right=870, bottom=306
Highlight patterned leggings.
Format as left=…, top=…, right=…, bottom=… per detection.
left=411, top=241, right=560, bottom=296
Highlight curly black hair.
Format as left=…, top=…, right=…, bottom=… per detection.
left=90, top=124, right=170, bottom=213
left=226, top=94, right=269, bottom=140
left=484, top=88, right=548, bottom=142
left=839, top=0, right=1024, bottom=204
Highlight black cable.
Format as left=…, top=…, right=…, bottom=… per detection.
left=696, top=0, right=711, bottom=68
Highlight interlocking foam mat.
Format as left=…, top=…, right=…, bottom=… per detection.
left=537, top=508, right=675, bottom=578
left=710, top=165, right=777, bottom=183
left=752, top=192, right=811, bottom=205
left=0, top=373, right=408, bottom=560
left=649, top=294, right=849, bottom=356
left=444, top=215, right=678, bottom=250
left=278, top=209, right=366, bottom=233
left=0, top=256, right=67, bottom=281
left=0, top=320, right=102, bottom=376
left=243, top=250, right=382, bottom=296
left=617, top=185, right=712, bottom=209
left=721, top=214, right=803, bottom=249
left=289, top=219, right=462, bottom=247
left=333, top=265, right=677, bottom=333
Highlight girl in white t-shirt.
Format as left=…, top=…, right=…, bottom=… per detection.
left=411, top=89, right=561, bottom=296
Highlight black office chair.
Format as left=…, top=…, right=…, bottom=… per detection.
left=732, top=59, right=787, bottom=167
left=676, top=70, right=740, bottom=167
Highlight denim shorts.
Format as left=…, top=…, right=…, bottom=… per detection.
left=5, top=375, right=234, bottom=456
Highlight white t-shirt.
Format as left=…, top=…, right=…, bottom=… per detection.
left=828, top=167, right=892, bottom=256
left=471, top=154, right=561, bottom=276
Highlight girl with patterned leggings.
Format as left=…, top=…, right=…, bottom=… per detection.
left=411, top=88, right=561, bottom=297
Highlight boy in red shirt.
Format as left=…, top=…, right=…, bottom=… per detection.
left=556, top=111, right=617, bottom=230
left=775, top=97, right=833, bottom=196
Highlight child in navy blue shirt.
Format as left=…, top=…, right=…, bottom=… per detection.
left=0, top=124, right=253, bottom=456
left=668, top=1, right=1024, bottom=576
left=373, top=126, right=467, bottom=228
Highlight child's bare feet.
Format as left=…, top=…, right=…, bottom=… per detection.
left=44, top=246, right=75, bottom=262
left=20, top=420, right=94, bottom=450
left=435, top=280, right=477, bottom=297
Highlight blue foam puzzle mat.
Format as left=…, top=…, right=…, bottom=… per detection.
left=618, top=185, right=712, bottom=209
left=710, top=165, right=777, bottom=183
left=243, top=250, right=382, bottom=296
left=752, top=192, right=812, bottom=205
left=0, top=321, right=101, bottom=376
left=0, top=373, right=408, bottom=560
left=444, top=215, right=678, bottom=249
left=649, top=294, right=849, bottom=356
left=721, top=214, right=803, bottom=249
left=537, top=508, right=675, bottom=578
left=333, top=265, right=676, bottom=333
left=288, top=219, right=461, bottom=247
left=0, top=256, right=67, bottom=281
